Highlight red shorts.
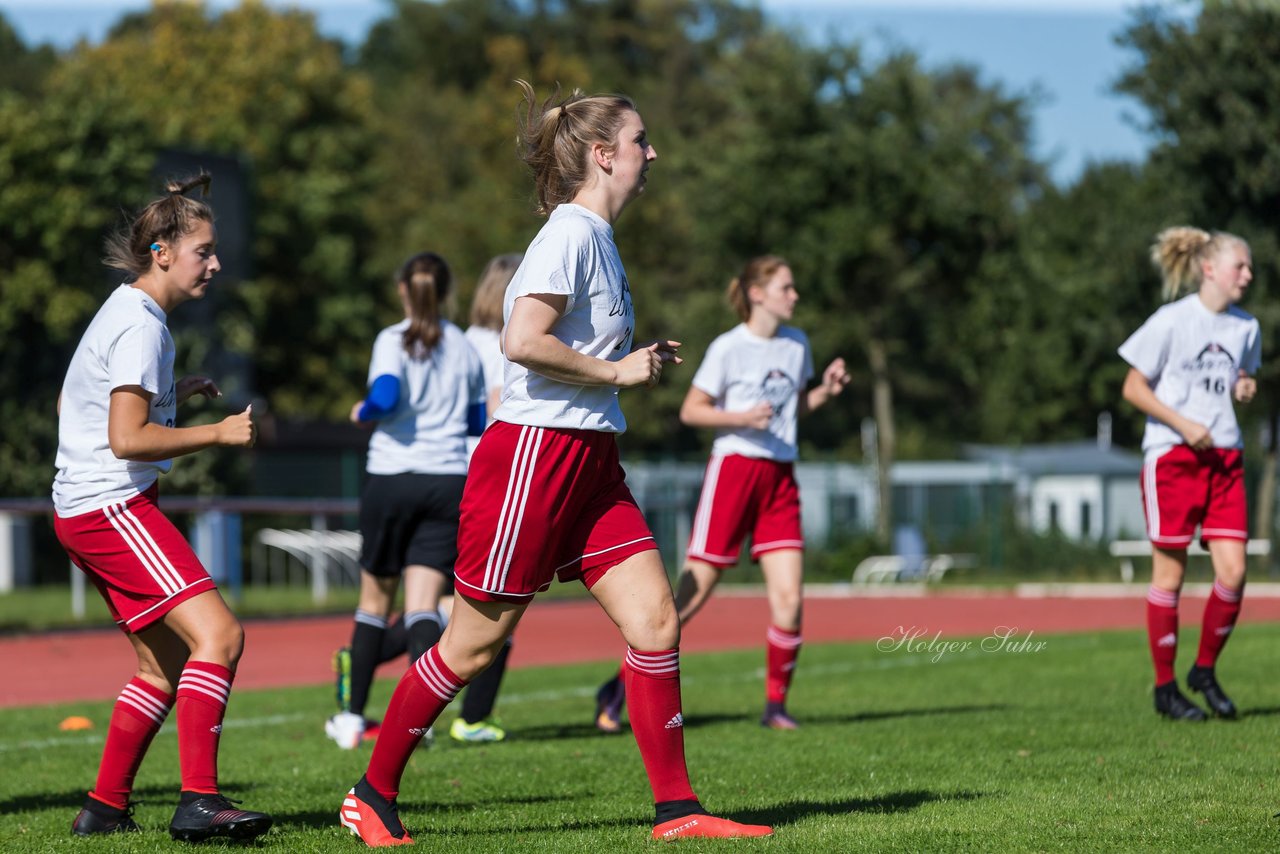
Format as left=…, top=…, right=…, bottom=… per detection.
left=454, top=421, right=657, bottom=602
left=53, top=484, right=216, bottom=632
left=1140, top=445, right=1247, bottom=549
left=686, top=454, right=803, bottom=568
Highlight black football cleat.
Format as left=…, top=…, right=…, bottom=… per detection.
left=71, top=796, right=141, bottom=836
left=1187, top=665, right=1238, bottom=719
left=1154, top=681, right=1207, bottom=721
left=169, top=792, right=272, bottom=842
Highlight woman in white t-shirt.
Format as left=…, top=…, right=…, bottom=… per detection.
left=325, top=252, right=486, bottom=750
left=339, top=81, right=771, bottom=846
left=1119, top=227, right=1260, bottom=722
left=53, top=174, right=271, bottom=841
left=596, top=255, right=850, bottom=734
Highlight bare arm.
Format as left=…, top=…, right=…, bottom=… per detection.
left=1121, top=367, right=1211, bottom=450
left=798, top=357, right=851, bottom=417
left=679, top=386, right=772, bottom=430
left=108, top=386, right=255, bottom=462
left=503, top=294, right=676, bottom=389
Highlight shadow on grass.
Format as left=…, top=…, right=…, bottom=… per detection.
left=0, top=781, right=264, bottom=813
left=1241, top=706, right=1280, bottom=719
left=506, top=703, right=1009, bottom=741
left=729, top=788, right=986, bottom=828
left=344, top=789, right=987, bottom=839
left=273, top=791, right=578, bottom=829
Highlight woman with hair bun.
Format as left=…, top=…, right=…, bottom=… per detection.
left=54, top=173, right=271, bottom=842
left=1120, top=226, right=1260, bottom=721
left=339, top=81, right=771, bottom=846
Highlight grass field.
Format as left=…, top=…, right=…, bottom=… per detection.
left=2, top=625, right=1278, bottom=852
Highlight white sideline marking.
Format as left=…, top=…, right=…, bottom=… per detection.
left=0, top=635, right=1105, bottom=754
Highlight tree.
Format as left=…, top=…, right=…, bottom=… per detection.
left=686, top=42, right=1046, bottom=537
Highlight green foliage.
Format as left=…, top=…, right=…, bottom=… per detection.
left=9, top=0, right=1280, bottom=501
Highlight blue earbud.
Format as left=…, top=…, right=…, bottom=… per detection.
left=150, top=243, right=161, bottom=251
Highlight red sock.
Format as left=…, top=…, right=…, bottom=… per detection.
left=90, top=677, right=174, bottom=809
left=366, top=646, right=464, bottom=800
left=176, top=661, right=233, bottom=794
left=1196, top=580, right=1243, bottom=667
left=1146, top=586, right=1179, bottom=685
left=623, top=648, right=697, bottom=804
left=765, top=625, right=802, bottom=706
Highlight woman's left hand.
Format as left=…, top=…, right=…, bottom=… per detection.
left=1234, top=371, right=1257, bottom=403
left=822, top=358, right=851, bottom=396
left=177, top=376, right=221, bottom=404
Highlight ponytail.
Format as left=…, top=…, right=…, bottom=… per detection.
left=104, top=171, right=214, bottom=278
left=726, top=254, right=789, bottom=322
left=397, top=252, right=451, bottom=357
left=1150, top=227, right=1247, bottom=301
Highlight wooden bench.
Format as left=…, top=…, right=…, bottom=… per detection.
left=1109, top=539, right=1271, bottom=583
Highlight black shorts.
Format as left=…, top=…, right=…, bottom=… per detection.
left=358, top=473, right=466, bottom=578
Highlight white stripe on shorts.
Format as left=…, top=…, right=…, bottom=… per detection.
left=103, top=502, right=183, bottom=595
left=688, top=455, right=724, bottom=558
left=485, top=425, right=542, bottom=592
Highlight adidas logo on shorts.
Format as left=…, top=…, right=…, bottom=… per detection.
left=664, top=713, right=683, bottom=730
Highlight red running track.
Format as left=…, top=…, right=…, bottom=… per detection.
left=7, top=590, right=1280, bottom=709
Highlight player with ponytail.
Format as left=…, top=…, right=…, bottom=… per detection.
left=55, top=173, right=271, bottom=841
left=1120, top=226, right=1260, bottom=721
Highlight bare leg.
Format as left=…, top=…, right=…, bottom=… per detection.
left=673, top=559, right=722, bottom=625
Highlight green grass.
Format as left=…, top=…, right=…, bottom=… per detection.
left=2, top=625, right=1279, bottom=851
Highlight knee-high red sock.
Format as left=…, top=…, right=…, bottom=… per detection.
left=366, top=646, right=464, bottom=801
left=765, top=625, right=802, bottom=706
left=1196, top=580, right=1243, bottom=667
left=176, top=661, right=233, bottom=794
left=623, top=648, right=698, bottom=805
left=90, top=677, right=174, bottom=809
left=1146, top=586, right=1179, bottom=685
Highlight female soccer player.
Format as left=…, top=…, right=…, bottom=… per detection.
left=595, top=255, right=850, bottom=733
left=1119, top=226, right=1260, bottom=720
left=54, top=174, right=271, bottom=841
left=338, top=81, right=772, bottom=846
left=325, top=251, right=486, bottom=750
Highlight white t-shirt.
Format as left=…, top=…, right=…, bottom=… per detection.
left=464, top=325, right=505, bottom=403
left=1118, top=293, right=1261, bottom=457
left=464, top=325, right=504, bottom=456
left=364, top=319, right=485, bottom=476
left=495, top=204, right=635, bottom=433
left=692, top=323, right=815, bottom=462
left=54, top=285, right=177, bottom=516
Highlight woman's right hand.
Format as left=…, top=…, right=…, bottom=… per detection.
left=739, top=402, right=774, bottom=430
left=219, top=405, right=256, bottom=448
left=614, top=341, right=681, bottom=388
left=1179, top=419, right=1212, bottom=450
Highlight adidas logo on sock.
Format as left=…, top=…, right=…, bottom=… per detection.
left=664, top=713, right=683, bottom=729
left=1216, top=626, right=1234, bottom=637
left=210, top=724, right=223, bottom=734
left=1156, top=632, right=1177, bottom=648
left=409, top=727, right=429, bottom=736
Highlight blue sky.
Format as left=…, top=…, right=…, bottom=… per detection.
left=0, top=0, right=1167, bottom=184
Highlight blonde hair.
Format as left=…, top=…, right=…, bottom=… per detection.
left=104, top=172, right=214, bottom=278
left=469, top=253, right=522, bottom=331
left=515, top=79, right=637, bottom=216
left=725, top=255, right=789, bottom=322
left=1151, top=226, right=1248, bottom=301
left=396, top=251, right=452, bottom=357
